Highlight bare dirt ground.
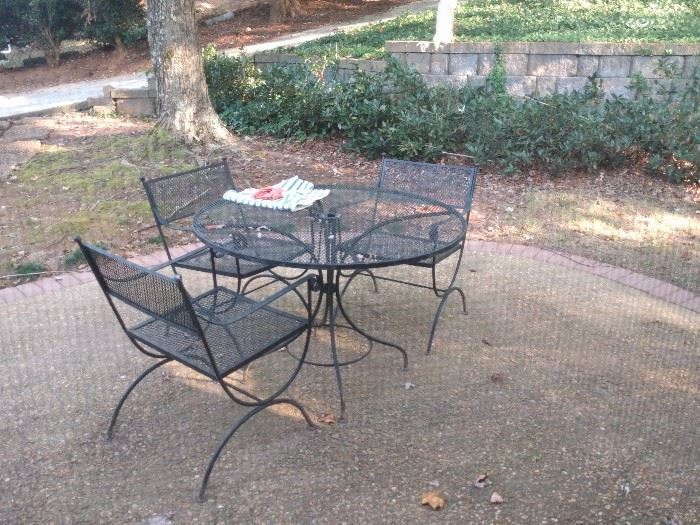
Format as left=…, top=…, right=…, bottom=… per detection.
left=1, top=113, right=698, bottom=294
left=0, top=0, right=415, bottom=95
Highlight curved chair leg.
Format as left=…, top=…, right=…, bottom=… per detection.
left=198, top=397, right=316, bottom=502
left=338, top=269, right=379, bottom=301
left=108, top=358, right=172, bottom=439
left=426, top=286, right=467, bottom=356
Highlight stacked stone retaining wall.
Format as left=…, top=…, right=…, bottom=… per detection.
left=386, top=41, right=700, bottom=98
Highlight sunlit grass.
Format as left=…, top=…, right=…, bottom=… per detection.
left=292, top=0, right=700, bottom=59
left=505, top=191, right=700, bottom=292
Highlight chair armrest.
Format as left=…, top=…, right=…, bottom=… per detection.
left=148, top=247, right=209, bottom=273
left=194, top=274, right=318, bottom=326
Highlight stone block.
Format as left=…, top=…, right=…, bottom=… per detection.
left=536, top=77, right=557, bottom=96
left=0, top=140, right=41, bottom=180
left=390, top=52, right=408, bottom=65
left=556, top=77, right=590, bottom=94
left=369, top=60, right=386, bottom=73
left=477, top=54, right=496, bottom=75
left=598, top=56, right=631, bottom=78
left=386, top=41, right=434, bottom=53
left=116, top=97, right=155, bottom=117
left=683, top=55, right=699, bottom=78
left=405, top=52, right=431, bottom=74
left=577, top=43, right=637, bottom=56
left=2, top=124, right=51, bottom=141
left=430, top=53, right=449, bottom=75
left=204, top=11, right=234, bottom=26
left=631, top=56, right=683, bottom=78
left=499, top=42, right=530, bottom=54
left=577, top=56, right=599, bottom=77
left=506, top=76, right=536, bottom=97
left=467, top=75, right=488, bottom=87
left=110, top=88, right=153, bottom=99
left=448, top=54, right=478, bottom=75
left=528, top=55, right=577, bottom=76
left=422, top=74, right=468, bottom=88
left=599, top=78, right=632, bottom=99
left=90, top=105, right=115, bottom=116
left=504, top=54, right=528, bottom=75
left=448, top=42, right=496, bottom=54
left=528, top=42, right=580, bottom=55
left=649, top=79, right=690, bottom=99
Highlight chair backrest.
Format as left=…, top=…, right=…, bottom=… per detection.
left=141, top=160, right=235, bottom=227
left=76, top=238, right=198, bottom=334
left=378, top=158, right=478, bottom=213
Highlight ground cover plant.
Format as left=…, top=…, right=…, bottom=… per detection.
left=205, top=53, right=700, bottom=183
left=292, top=0, right=700, bottom=59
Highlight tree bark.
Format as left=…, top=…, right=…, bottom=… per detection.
left=147, top=0, right=231, bottom=143
left=433, top=0, right=458, bottom=45
left=270, top=0, right=304, bottom=23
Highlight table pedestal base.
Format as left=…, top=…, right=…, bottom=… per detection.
left=287, top=268, right=408, bottom=419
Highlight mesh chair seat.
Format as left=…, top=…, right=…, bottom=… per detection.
left=342, top=231, right=457, bottom=266
left=129, top=287, right=307, bottom=379
left=173, top=246, right=272, bottom=279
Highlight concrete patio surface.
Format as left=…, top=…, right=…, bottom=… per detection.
left=1, top=253, right=698, bottom=524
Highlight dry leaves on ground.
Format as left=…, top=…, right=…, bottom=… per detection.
left=317, top=413, right=337, bottom=425
left=420, top=491, right=446, bottom=510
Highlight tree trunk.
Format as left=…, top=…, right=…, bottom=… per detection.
left=114, top=34, right=125, bottom=55
left=433, top=0, right=458, bottom=45
left=270, top=0, right=304, bottom=23
left=147, top=0, right=231, bottom=143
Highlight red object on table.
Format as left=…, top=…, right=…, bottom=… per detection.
left=253, top=186, right=284, bottom=200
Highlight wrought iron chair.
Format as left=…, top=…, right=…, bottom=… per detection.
left=75, top=237, right=317, bottom=501
left=141, top=160, right=285, bottom=293
left=343, top=157, right=478, bottom=354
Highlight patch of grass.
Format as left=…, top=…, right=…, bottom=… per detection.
left=63, top=241, right=109, bottom=267
left=505, top=190, right=700, bottom=293
left=12, top=261, right=46, bottom=281
left=63, top=249, right=86, bottom=267
left=292, top=0, right=700, bottom=59
left=146, top=234, right=164, bottom=245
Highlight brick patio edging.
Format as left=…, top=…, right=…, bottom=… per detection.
left=1, top=241, right=698, bottom=314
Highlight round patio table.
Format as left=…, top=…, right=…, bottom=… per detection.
left=193, top=185, right=467, bottom=417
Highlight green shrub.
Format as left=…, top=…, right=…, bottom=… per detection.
left=204, top=51, right=700, bottom=182
left=83, top=0, right=146, bottom=52
left=13, top=261, right=46, bottom=278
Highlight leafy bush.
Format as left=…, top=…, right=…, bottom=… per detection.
left=83, top=0, right=146, bottom=52
left=29, top=0, right=84, bottom=65
left=204, top=51, right=700, bottom=182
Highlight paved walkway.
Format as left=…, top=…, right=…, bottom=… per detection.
left=0, top=0, right=438, bottom=119
left=1, top=246, right=697, bottom=523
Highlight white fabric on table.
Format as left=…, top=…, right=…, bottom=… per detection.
left=222, top=176, right=330, bottom=211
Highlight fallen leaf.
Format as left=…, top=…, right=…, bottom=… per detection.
left=490, top=492, right=504, bottom=504
left=421, top=491, right=446, bottom=510
left=317, top=413, right=337, bottom=425
left=474, top=473, right=491, bottom=488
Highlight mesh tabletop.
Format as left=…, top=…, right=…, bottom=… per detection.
left=192, top=185, right=467, bottom=270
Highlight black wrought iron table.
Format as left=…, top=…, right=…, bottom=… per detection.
left=192, top=185, right=467, bottom=417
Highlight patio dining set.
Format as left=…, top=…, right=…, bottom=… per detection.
left=76, top=157, right=478, bottom=501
